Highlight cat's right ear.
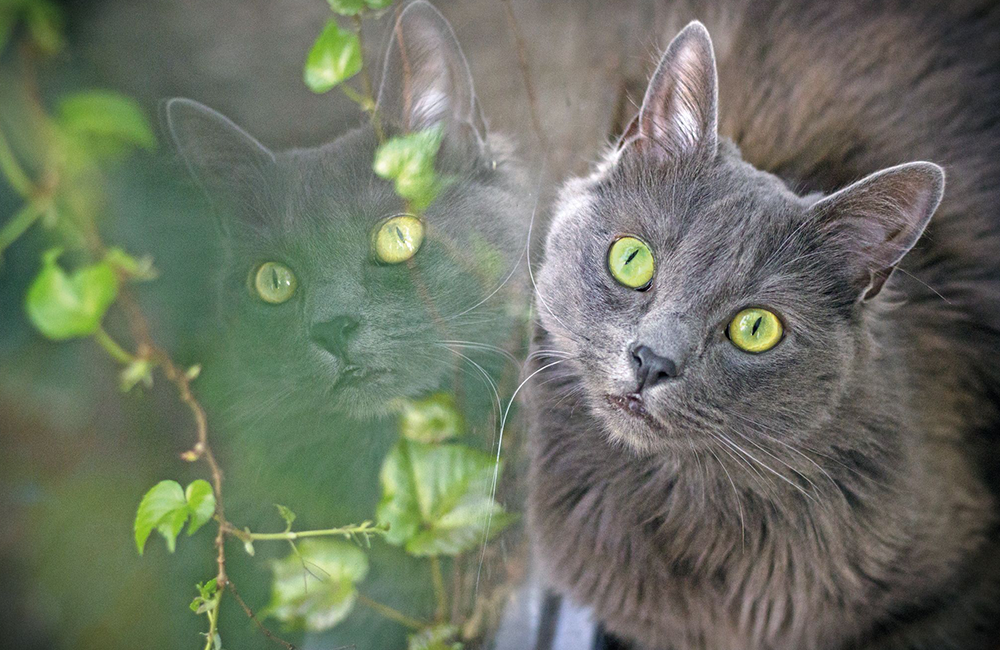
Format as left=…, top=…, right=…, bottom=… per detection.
left=165, top=98, right=275, bottom=218
left=375, top=1, right=487, bottom=152
left=622, top=21, right=718, bottom=165
left=810, top=162, right=945, bottom=300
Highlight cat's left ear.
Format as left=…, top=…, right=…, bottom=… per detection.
left=376, top=1, right=487, bottom=151
left=624, top=21, right=718, bottom=164
left=810, top=162, right=945, bottom=300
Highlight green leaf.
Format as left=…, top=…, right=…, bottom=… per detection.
left=373, top=126, right=444, bottom=211
left=190, top=578, right=219, bottom=614
left=24, top=0, right=64, bottom=55
left=119, top=358, right=154, bottom=392
left=25, top=248, right=119, bottom=340
left=275, top=504, right=297, bottom=529
left=327, top=0, right=365, bottom=15
left=185, top=480, right=216, bottom=536
left=400, top=393, right=463, bottom=443
left=103, top=247, right=158, bottom=281
left=377, top=440, right=514, bottom=556
left=134, top=480, right=187, bottom=554
left=266, top=539, right=368, bottom=631
left=364, top=0, right=395, bottom=9
left=304, top=20, right=362, bottom=93
left=135, top=480, right=217, bottom=554
left=408, top=624, right=464, bottom=650
left=58, top=91, right=155, bottom=154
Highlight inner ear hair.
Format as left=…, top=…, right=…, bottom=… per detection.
left=810, top=161, right=945, bottom=300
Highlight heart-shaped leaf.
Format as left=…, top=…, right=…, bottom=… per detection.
left=266, top=539, right=368, bottom=631
left=25, top=248, right=119, bottom=340
left=377, top=440, right=514, bottom=556
left=185, top=480, right=216, bottom=536
left=134, top=480, right=187, bottom=555
left=304, top=21, right=362, bottom=93
left=373, top=126, right=444, bottom=211
left=134, top=479, right=217, bottom=554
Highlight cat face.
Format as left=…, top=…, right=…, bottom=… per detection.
left=538, top=22, right=943, bottom=455
left=168, top=3, right=526, bottom=422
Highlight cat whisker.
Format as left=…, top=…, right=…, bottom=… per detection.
left=475, top=357, right=571, bottom=596
left=729, top=428, right=822, bottom=500
left=716, top=430, right=816, bottom=503
left=709, top=431, right=779, bottom=499
left=437, top=339, right=519, bottom=366
left=706, top=447, right=746, bottom=552
left=523, top=181, right=592, bottom=346
left=726, top=411, right=840, bottom=494
left=436, top=345, right=503, bottom=426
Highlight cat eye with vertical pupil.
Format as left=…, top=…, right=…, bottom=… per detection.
left=373, top=215, right=425, bottom=264
left=728, top=308, right=783, bottom=353
left=608, top=236, right=654, bottom=289
left=253, top=262, right=297, bottom=304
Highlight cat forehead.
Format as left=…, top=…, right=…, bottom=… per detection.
left=586, top=155, right=806, bottom=248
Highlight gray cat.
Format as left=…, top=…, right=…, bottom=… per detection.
left=528, top=3, right=1000, bottom=649
left=165, top=3, right=528, bottom=647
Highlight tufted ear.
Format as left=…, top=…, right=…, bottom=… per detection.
left=810, top=162, right=945, bottom=300
left=624, top=21, right=718, bottom=164
left=375, top=1, right=487, bottom=149
left=165, top=98, right=274, bottom=228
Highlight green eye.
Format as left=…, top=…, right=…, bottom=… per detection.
left=728, top=308, right=783, bottom=353
left=608, top=236, right=654, bottom=289
left=374, top=215, right=425, bottom=264
left=253, top=262, right=297, bottom=304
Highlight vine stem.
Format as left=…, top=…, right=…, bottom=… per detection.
left=430, top=555, right=447, bottom=622
left=114, top=289, right=239, bottom=632
left=223, top=521, right=388, bottom=542
left=94, top=326, right=136, bottom=364
left=0, top=201, right=44, bottom=258
left=356, top=594, right=426, bottom=631
left=203, top=599, right=220, bottom=650
left=352, top=14, right=384, bottom=142
left=0, top=126, right=33, bottom=198
left=227, top=582, right=296, bottom=650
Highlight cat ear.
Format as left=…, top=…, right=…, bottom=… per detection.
left=810, top=162, right=945, bottom=300
left=375, top=1, right=487, bottom=150
left=165, top=98, right=275, bottom=215
left=628, top=21, right=718, bottom=163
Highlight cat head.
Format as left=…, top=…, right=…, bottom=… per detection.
left=538, top=22, right=944, bottom=455
left=167, top=1, right=526, bottom=423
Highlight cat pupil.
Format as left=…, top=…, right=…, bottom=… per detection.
left=270, top=267, right=279, bottom=289
left=395, top=226, right=405, bottom=243
left=752, top=317, right=762, bottom=336
left=625, top=249, right=639, bottom=264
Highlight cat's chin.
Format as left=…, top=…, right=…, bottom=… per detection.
left=600, top=394, right=676, bottom=456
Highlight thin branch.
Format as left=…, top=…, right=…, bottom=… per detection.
left=356, top=594, right=426, bottom=631
left=352, top=14, right=384, bottom=142
left=94, top=326, right=136, bottom=364
left=0, top=126, right=34, bottom=198
left=430, top=555, right=447, bottom=623
left=227, top=581, right=297, bottom=650
left=499, top=0, right=549, bottom=156
left=223, top=521, right=388, bottom=543
left=0, top=200, right=44, bottom=258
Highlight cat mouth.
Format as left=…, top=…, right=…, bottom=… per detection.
left=333, top=364, right=384, bottom=387
left=605, top=393, right=654, bottom=422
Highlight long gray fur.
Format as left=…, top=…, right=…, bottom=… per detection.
left=528, top=2, right=1000, bottom=649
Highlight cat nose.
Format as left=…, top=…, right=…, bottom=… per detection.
left=311, top=315, right=360, bottom=359
left=632, top=344, right=679, bottom=390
